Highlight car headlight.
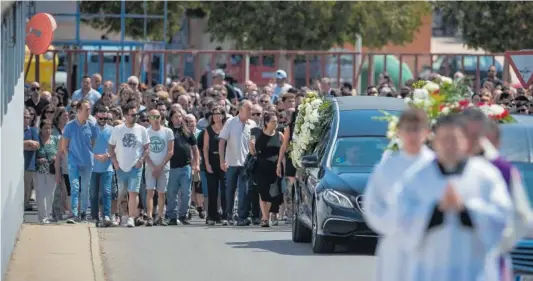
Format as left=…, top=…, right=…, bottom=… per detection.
left=323, top=190, right=354, bottom=208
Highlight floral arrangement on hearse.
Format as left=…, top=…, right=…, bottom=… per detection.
left=289, top=91, right=333, bottom=168
left=377, top=75, right=514, bottom=151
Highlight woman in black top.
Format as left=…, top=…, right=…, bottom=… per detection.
left=203, top=106, right=228, bottom=225
left=166, top=108, right=199, bottom=225
left=276, top=108, right=297, bottom=222
left=250, top=112, right=283, bottom=227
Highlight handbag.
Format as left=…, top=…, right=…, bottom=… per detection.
left=243, top=154, right=257, bottom=181
left=39, top=138, right=56, bottom=174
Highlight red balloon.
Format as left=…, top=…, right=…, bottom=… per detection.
left=25, top=13, right=56, bottom=55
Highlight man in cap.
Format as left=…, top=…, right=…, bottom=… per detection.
left=271, top=69, right=292, bottom=103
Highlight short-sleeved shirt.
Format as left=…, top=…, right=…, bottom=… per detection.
left=36, top=135, right=60, bottom=174
left=24, top=126, right=39, bottom=171
left=71, top=88, right=101, bottom=107
left=63, top=119, right=100, bottom=168
left=170, top=127, right=197, bottom=169
left=219, top=116, right=257, bottom=167
left=147, top=127, right=174, bottom=170
left=25, top=98, right=49, bottom=116
left=93, top=124, right=114, bottom=173
left=109, top=123, right=150, bottom=172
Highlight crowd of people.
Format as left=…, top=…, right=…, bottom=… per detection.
left=22, top=64, right=532, bottom=230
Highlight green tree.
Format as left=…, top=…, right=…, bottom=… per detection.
left=79, top=1, right=429, bottom=50
left=435, top=1, right=533, bottom=52
left=79, top=1, right=200, bottom=42
left=201, top=1, right=429, bottom=50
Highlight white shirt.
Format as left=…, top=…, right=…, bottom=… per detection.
left=109, top=123, right=150, bottom=172
left=147, top=126, right=174, bottom=170
left=219, top=116, right=257, bottom=166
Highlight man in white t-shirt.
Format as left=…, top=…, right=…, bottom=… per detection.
left=109, top=102, right=150, bottom=228
left=145, top=109, right=174, bottom=226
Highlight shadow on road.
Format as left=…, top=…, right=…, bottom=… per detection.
left=226, top=238, right=376, bottom=256
left=227, top=239, right=314, bottom=256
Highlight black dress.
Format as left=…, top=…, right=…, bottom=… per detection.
left=253, top=130, right=282, bottom=203
left=284, top=111, right=298, bottom=177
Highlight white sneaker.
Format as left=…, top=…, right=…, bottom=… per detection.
left=120, top=215, right=129, bottom=227
left=126, top=217, right=135, bottom=228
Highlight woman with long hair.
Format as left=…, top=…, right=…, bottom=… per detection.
left=27, top=106, right=37, bottom=127
left=276, top=109, right=297, bottom=224
left=203, top=106, right=228, bottom=225
left=51, top=107, right=70, bottom=219
left=35, top=120, right=60, bottom=224
left=249, top=111, right=283, bottom=227
left=166, top=108, right=200, bottom=225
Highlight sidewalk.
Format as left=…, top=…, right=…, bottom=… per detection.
left=4, top=224, right=105, bottom=281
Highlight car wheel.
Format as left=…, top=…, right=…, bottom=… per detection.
left=292, top=191, right=311, bottom=243
left=311, top=201, right=335, bottom=254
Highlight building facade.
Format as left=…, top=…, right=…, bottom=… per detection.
left=0, top=1, right=28, bottom=279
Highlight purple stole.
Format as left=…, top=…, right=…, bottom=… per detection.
left=488, top=156, right=514, bottom=281
left=490, top=157, right=513, bottom=192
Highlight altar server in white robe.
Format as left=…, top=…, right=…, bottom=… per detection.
left=393, top=114, right=512, bottom=281
left=475, top=118, right=533, bottom=281
left=363, top=108, right=435, bottom=281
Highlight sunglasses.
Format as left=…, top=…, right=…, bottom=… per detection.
left=139, top=118, right=149, bottom=122
left=31, top=87, right=40, bottom=91
left=97, top=117, right=109, bottom=121
left=151, top=99, right=159, bottom=103
left=252, top=113, right=261, bottom=116
left=260, top=100, right=269, bottom=103
left=46, top=110, right=55, bottom=114
left=518, top=109, right=528, bottom=113
left=149, top=115, right=160, bottom=120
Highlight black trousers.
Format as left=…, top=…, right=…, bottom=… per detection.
left=206, top=172, right=226, bottom=220
left=248, top=181, right=261, bottom=219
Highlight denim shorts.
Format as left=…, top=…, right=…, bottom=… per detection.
left=145, top=167, right=170, bottom=193
left=116, top=167, right=143, bottom=193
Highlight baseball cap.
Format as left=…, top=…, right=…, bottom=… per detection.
left=212, top=69, right=226, bottom=79
left=275, top=70, right=287, bottom=79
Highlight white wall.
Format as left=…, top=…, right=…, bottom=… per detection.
left=1, top=2, right=27, bottom=280
left=0, top=75, right=24, bottom=279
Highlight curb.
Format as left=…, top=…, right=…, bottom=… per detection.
left=88, top=225, right=106, bottom=281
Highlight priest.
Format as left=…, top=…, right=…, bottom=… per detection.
left=363, top=108, right=435, bottom=281
left=462, top=108, right=533, bottom=280
left=392, top=114, right=512, bottom=281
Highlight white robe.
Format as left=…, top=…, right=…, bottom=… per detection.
left=363, top=146, right=435, bottom=281
left=392, top=158, right=512, bottom=281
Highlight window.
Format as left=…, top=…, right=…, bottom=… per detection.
left=313, top=126, right=332, bottom=162
left=331, top=137, right=389, bottom=167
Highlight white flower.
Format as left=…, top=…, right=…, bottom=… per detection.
left=423, top=81, right=440, bottom=94
left=404, top=97, right=412, bottom=104
left=413, top=88, right=429, bottom=100
left=440, top=76, right=453, bottom=85
left=423, top=99, right=433, bottom=109
left=311, top=99, right=322, bottom=106
left=386, top=130, right=395, bottom=139
left=441, top=106, right=451, bottom=115
left=388, top=120, right=397, bottom=131
left=489, top=104, right=505, bottom=115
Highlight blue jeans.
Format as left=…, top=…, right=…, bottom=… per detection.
left=90, top=171, right=113, bottom=218
left=166, top=165, right=192, bottom=219
left=225, top=166, right=249, bottom=221
left=68, top=164, right=93, bottom=217
left=200, top=170, right=209, bottom=197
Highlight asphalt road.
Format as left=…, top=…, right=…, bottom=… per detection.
left=97, top=218, right=378, bottom=281
left=23, top=199, right=377, bottom=281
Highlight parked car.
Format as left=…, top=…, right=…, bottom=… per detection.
left=500, top=119, right=533, bottom=277
left=291, top=96, right=406, bottom=253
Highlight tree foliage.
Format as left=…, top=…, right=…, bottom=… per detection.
left=79, top=1, right=200, bottom=42
left=79, top=1, right=429, bottom=50
left=201, top=1, right=429, bottom=50
left=435, top=1, right=533, bottom=53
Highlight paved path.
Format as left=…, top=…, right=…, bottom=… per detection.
left=4, top=224, right=104, bottom=281
left=98, top=218, right=377, bottom=281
